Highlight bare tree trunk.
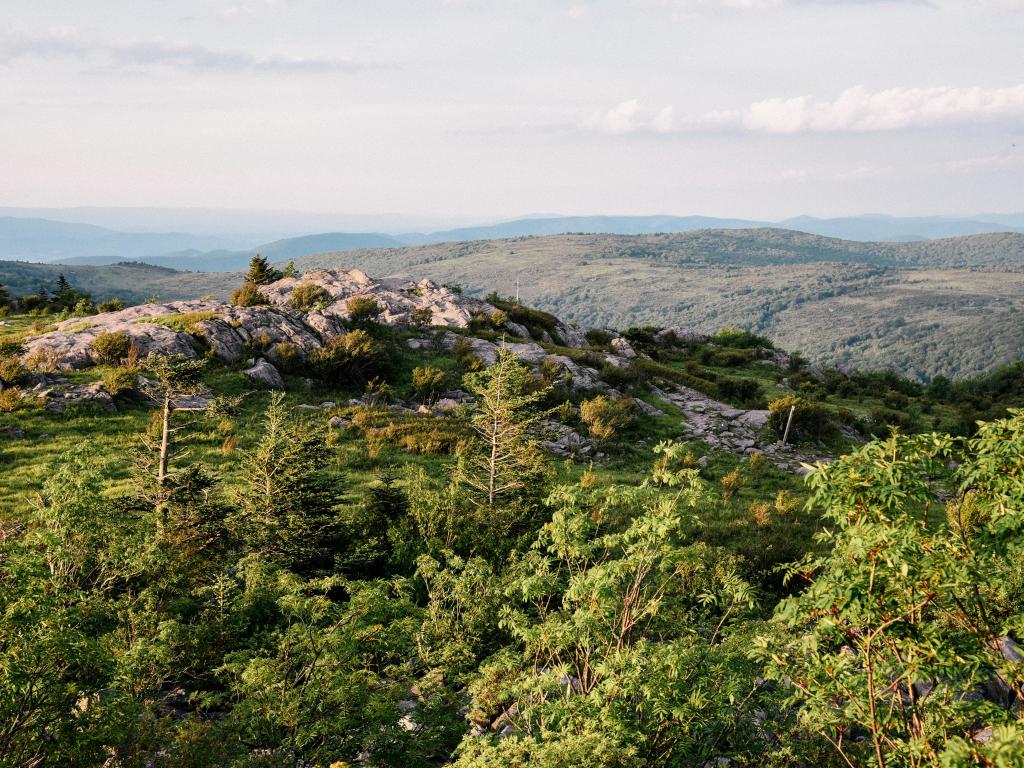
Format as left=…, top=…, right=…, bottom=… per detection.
left=158, top=393, right=171, bottom=485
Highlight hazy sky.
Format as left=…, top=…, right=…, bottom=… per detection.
left=1, top=0, right=1022, bottom=220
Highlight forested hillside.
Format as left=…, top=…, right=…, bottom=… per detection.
left=4, top=228, right=1023, bottom=379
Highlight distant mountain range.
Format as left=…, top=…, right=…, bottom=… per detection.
left=3, top=212, right=1024, bottom=272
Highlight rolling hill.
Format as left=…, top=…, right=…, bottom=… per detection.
left=3, top=228, right=1023, bottom=380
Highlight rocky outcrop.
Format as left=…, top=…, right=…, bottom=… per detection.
left=21, top=269, right=596, bottom=371
left=652, top=384, right=837, bottom=473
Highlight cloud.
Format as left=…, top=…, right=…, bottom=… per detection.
left=584, top=84, right=1024, bottom=135
left=735, top=85, right=1024, bottom=132
left=946, top=152, right=1023, bottom=170
left=0, top=29, right=385, bottom=74
left=582, top=100, right=677, bottom=134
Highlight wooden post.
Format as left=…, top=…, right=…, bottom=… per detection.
left=781, top=404, right=796, bottom=446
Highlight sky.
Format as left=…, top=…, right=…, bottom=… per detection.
left=1, top=0, right=1022, bottom=222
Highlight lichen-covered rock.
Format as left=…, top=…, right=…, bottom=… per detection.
left=20, top=269, right=602, bottom=371
left=243, top=359, right=285, bottom=389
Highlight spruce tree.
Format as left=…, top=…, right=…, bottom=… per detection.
left=244, top=254, right=283, bottom=286
left=232, top=392, right=344, bottom=573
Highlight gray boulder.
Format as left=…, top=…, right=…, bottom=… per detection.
left=243, top=359, right=284, bottom=389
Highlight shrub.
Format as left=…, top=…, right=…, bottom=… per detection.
left=409, top=307, right=433, bottom=327
left=72, top=298, right=96, bottom=316
left=0, top=356, right=27, bottom=386
left=579, top=395, right=636, bottom=444
left=412, top=366, right=446, bottom=403
left=270, top=341, right=303, bottom=373
left=713, top=326, right=773, bottom=349
left=97, top=298, right=126, bottom=313
left=0, top=387, right=23, bottom=413
left=454, top=338, right=484, bottom=373
left=101, top=366, right=138, bottom=397
left=346, top=295, right=383, bottom=326
left=585, top=328, right=614, bottom=348
left=309, top=329, right=383, bottom=384
left=288, top=283, right=330, bottom=311
left=599, top=362, right=643, bottom=390
left=716, top=378, right=765, bottom=408
left=23, top=347, right=63, bottom=373
left=767, top=395, right=834, bottom=442
left=91, top=331, right=132, bottom=364
left=719, top=466, right=745, bottom=502
left=230, top=281, right=268, bottom=307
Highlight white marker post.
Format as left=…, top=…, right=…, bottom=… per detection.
left=781, top=404, right=796, bottom=446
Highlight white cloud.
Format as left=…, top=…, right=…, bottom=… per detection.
left=0, top=29, right=383, bottom=74
left=582, top=100, right=677, bottom=134
left=736, top=85, right=1024, bottom=132
left=946, top=152, right=1023, bottom=170
left=585, top=84, right=1024, bottom=136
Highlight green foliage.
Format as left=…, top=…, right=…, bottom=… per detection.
left=410, top=306, right=434, bottom=327
left=346, top=294, right=383, bottom=326
left=97, top=298, right=127, bottom=313
left=768, top=395, right=834, bottom=442
left=101, top=366, right=138, bottom=397
left=230, top=280, right=269, bottom=307
left=457, top=349, right=550, bottom=514
left=244, top=254, right=283, bottom=286
left=0, top=354, right=27, bottom=386
left=579, top=394, right=636, bottom=444
left=714, top=326, right=774, bottom=349
left=412, top=365, right=446, bottom=403
left=454, top=457, right=762, bottom=768
left=756, top=412, right=1024, bottom=767
left=91, top=330, right=132, bottom=364
left=309, top=329, right=389, bottom=386
left=231, top=392, right=344, bottom=574
left=288, top=282, right=330, bottom=311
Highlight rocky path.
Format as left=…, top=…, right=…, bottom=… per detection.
left=651, top=385, right=833, bottom=474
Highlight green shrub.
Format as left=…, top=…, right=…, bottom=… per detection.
left=767, top=395, right=834, bottom=442
left=585, top=328, right=614, bottom=348
left=309, top=329, right=383, bottom=384
left=579, top=394, right=636, bottom=444
left=713, top=326, right=774, bottom=349
left=412, top=366, right=446, bottom=403
left=91, top=331, right=132, bottom=364
left=0, top=355, right=27, bottom=386
left=101, top=366, right=138, bottom=397
left=271, top=341, right=303, bottom=373
left=230, top=281, right=268, bottom=307
left=346, top=295, right=383, bottom=326
left=0, top=387, right=23, bottom=413
left=716, top=378, right=766, bottom=409
left=97, top=298, right=126, bottom=313
left=409, top=307, right=433, bottom=327
left=289, top=283, right=330, bottom=311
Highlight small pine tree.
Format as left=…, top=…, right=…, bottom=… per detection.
left=244, top=254, right=283, bottom=286
left=232, top=392, right=345, bottom=573
left=457, top=348, right=550, bottom=511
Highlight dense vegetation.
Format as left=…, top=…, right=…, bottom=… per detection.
left=1, top=273, right=1023, bottom=766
